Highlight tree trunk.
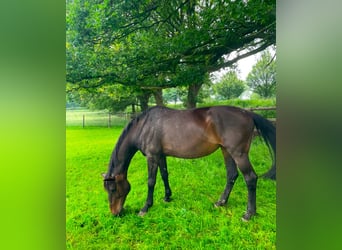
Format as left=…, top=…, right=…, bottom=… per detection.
left=186, top=83, right=202, bottom=109
left=152, top=89, right=164, bottom=106
left=139, top=91, right=151, bottom=112
left=131, top=104, right=136, bottom=114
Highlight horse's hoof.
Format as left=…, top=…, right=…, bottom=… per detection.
left=241, top=216, right=249, bottom=222
left=214, top=200, right=226, bottom=207
left=241, top=211, right=255, bottom=221
left=138, top=211, right=146, bottom=217
left=164, top=197, right=172, bottom=202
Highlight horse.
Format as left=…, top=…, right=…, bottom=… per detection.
left=102, top=105, right=276, bottom=221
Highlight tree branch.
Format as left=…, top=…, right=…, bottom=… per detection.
left=208, top=42, right=272, bottom=73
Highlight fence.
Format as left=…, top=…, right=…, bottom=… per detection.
left=66, top=109, right=131, bottom=127
left=66, top=107, right=276, bottom=128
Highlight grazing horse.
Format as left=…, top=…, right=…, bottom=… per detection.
left=102, top=106, right=276, bottom=221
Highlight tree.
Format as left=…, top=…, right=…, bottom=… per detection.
left=213, top=71, right=246, bottom=100
left=66, top=0, right=276, bottom=110
left=246, top=50, right=276, bottom=98
left=163, top=88, right=182, bottom=105
left=66, top=83, right=139, bottom=112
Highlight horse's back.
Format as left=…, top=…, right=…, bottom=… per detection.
left=209, top=106, right=254, bottom=128
left=145, top=105, right=254, bottom=136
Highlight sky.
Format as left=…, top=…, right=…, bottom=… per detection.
left=211, top=46, right=276, bottom=82
left=236, top=54, right=259, bottom=80
left=210, top=53, right=258, bottom=83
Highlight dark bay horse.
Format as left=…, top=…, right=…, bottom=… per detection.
left=102, top=106, right=276, bottom=221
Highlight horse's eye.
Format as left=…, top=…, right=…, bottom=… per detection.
left=104, top=180, right=116, bottom=192
left=108, top=182, right=116, bottom=192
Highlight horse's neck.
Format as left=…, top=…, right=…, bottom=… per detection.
left=108, top=136, right=137, bottom=177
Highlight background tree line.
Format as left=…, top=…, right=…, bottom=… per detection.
left=66, top=0, right=276, bottom=112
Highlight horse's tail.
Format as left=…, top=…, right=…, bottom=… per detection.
left=251, top=112, right=276, bottom=180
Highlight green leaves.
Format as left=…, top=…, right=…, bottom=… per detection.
left=66, top=0, right=276, bottom=109
left=246, top=50, right=276, bottom=98
left=214, top=71, right=246, bottom=100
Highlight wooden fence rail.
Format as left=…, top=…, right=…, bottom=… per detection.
left=245, top=106, right=276, bottom=111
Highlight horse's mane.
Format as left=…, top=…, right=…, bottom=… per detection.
left=113, top=108, right=153, bottom=160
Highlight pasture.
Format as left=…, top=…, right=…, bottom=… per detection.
left=66, top=126, right=276, bottom=249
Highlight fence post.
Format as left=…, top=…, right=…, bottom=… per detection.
left=83, top=114, right=85, bottom=128
left=108, top=112, right=111, bottom=128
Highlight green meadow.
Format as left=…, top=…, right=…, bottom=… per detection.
left=66, top=126, right=276, bottom=249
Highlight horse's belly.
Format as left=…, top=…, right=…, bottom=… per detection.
left=163, top=141, right=219, bottom=159
left=161, top=118, right=221, bottom=158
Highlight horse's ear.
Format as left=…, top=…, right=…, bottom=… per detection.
left=102, top=173, right=116, bottom=181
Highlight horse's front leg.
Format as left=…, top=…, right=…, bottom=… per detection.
left=138, top=156, right=159, bottom=216
left=158, top=155, right=172, bottom=202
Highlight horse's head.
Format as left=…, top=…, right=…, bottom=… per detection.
left=102, top=173, right=131, bottom=216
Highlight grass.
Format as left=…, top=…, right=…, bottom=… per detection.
left=66, top=127, right=276, bottom=249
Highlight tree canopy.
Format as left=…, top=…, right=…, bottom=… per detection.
left=213, top=71, right=246, bottom=100
left=66, top=0, right=276, bottom=110
left=246, top=50, right=276, bottom=98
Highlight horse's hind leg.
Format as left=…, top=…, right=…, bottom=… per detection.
left=215, top=148, right=238, bottom=207
left=232, top=152, right=258, bottom=221
left=158, top=155, right=172, bottom=202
